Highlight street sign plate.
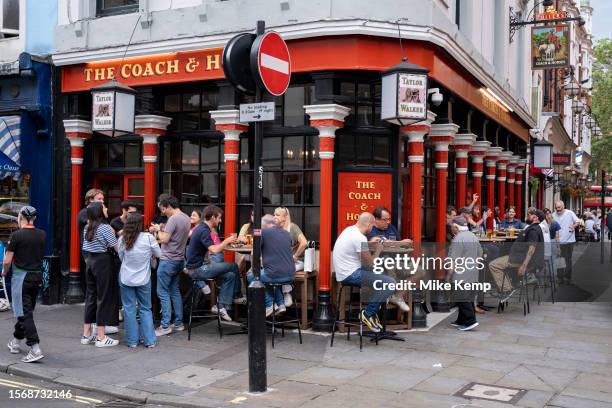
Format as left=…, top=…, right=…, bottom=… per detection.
left=250, top=31, right=291, bottom=96
left=240, top=102, right=275, bottom=122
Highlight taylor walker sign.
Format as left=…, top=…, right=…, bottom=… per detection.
left=397, top=73, right=427, bottom=120
left=531, top=24, right=570, bottom=69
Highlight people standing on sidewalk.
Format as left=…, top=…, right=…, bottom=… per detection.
left=246, top=214, right=295, bottom=317
left=149, top=196, right=190, bottom=336
left=447, top=216, right=482, bottom=331
left=606, top=209, right=612, bottom=241
left=552, top=201, right=580, bottom=285
left=4, top=206, right=46, bottom=362
left=81, top=202, right=120, bottom=347
left=184, top=205, right=241, bottom=321
left=332, top=212, right=395, bottom=333
left=273, top=207, right=308, bottom=307
left=118, top=213, right=160, bottom=348
left=110, top=201, right=140, bottom=236
left=78, top=189, right=105, bottom=243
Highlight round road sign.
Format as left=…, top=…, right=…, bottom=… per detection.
left=222, top=33, right=257, bottom=95
left=250, top=31, right=291, bottom=96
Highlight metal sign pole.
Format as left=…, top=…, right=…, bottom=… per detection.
left=247, top=19, right=267, bottom=394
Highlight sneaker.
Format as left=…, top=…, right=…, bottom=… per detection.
left=201, top=284, right=211, bottom=295
left=7, top=339, right=21, bottom=354
left=266, top=306, right=274, bottom=317
left=373, top=314, right=383, bottom=331
left=105, top=326, right=119, bottom=335
left=80, top=335, right=96, bottom=345
left=211, top=305, right=218, bottom=314
left=284, top=293, right=293, bottom=308
left=155, top=326, right=172, bottom=337
left=500, top=289, right=517, bottom=303
left=21, top=350, right=44, bottom=363
left=127, top=344, right=137, bottom=348
left=274, top=304, right=286, bottom=315
left=450, top=321, right=460, bottom=327
left=218, top=308, right=233, bottom=322
left=389, top=295, right=410, bottom=312
left=145, top=343, right=156, bottom=348
left=95, top=336, right=119, bottom=347
left=525, top=273, right=538, bottom=285
left=172, top=323, right=185, bottom=332
left=233, top=295, right=247, bottom=305
left=360, top=310, right=381, bottom=333
left=458, top=322, right=479, bottom=331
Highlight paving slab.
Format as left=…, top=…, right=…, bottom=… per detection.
left=411, top=374, right=470, bottom=395
left=548, top=394, right=612, bottom=408
left=288, top=365, right=364, bottom=386
left=147, top=364, right=236, bottom=389
left=351, top=365, right=436, bottom=393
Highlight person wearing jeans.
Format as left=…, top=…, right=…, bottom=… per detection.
left=332, top=212, right=396, bottom=333
left=118, top=213, right=160, bottom=348
left=185, top=205, right=240, bottom=321
left=149, top=196, right=191, bottom=336
left=246, top=215, right=295, bottom=316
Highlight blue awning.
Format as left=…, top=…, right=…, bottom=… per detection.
left=0, top=115, right=20, bottom=179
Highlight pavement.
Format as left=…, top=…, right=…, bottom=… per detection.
left=1, top=298, right=612, bottom=408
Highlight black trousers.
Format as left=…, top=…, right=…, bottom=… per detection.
left=84, top=252, right=119, bottom=327
left=13, top=274, right=42, bottom=346
left=559, top=243, right=574, bottom=281
left=454, top=289, right=476, bottom=326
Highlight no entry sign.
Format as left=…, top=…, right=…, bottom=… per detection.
left=250, top=31, right=291, bottom=96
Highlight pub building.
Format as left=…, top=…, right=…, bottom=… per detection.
left=58, top=36, right=532, bottom=326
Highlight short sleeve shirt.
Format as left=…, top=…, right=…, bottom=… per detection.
left=366, top=224, right=400, bottom=241
left=289, top=223, right=304, bottom=260
left=553, top=210, right=579, bottom=243
left=82, top=224, right=117, bottom=253
left=7, top=228, right=46, bottom=270
left=332, top=225, right=367, bottom=281
left=549, top=220, right=561, bottom=240
left=160, top=211, right=191, bottom=261
left=185, top=223, right=215, bottom=268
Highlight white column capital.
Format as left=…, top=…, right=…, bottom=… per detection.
left=471, top=140, right=492, bottom=155
left=210, top=109, right=242, bottom=125
left=452, top=132, right=476, bottom=148
left=63, top=119, right=92, bottom=136
left=304, top=104, right=351, bottom=122
left=135, top=115, right=172, bottom=132
left=429, top=122, right=460, bottom=138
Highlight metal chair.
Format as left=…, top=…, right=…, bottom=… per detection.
left=265, top=281, right=302, bottom=348
left=186, top=278, right=222, bottom=340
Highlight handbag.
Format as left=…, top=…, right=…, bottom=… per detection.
left=555, top=256, right=566, bottom=270
left=303, top=241, right=316, bottom=272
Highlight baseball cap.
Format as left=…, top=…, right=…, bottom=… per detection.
left=20, top=206, right=38, bottom=218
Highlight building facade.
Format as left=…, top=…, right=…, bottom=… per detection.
left=53, top=0, right=548, bottom=314
left=0, top=0, right=58, bottom=254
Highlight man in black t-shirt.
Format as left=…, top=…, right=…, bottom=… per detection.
left=110, top=200, right=140, bottom=235
left=3, top=206, right=46, bottom=363
left=489, top=207, right=544, bottom=293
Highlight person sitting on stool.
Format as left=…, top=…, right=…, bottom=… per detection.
left=332, top=212, right=395, bottom=333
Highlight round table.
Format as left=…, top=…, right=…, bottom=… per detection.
left=225, top=245, right=253, bottom=254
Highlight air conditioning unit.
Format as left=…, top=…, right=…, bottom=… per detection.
left=0, top=0, right=19, bottom=38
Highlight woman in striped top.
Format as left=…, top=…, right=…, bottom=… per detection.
left=81, top=202, right=120, bottom=347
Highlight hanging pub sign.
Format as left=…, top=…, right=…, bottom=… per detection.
left=531, top=24, right=570, bottom=70
left=91, top=79, right=136, bottom=137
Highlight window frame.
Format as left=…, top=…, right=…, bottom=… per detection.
left=96, top=0, right=139, bottom=17
left=0, top=0, right=20, bottom=37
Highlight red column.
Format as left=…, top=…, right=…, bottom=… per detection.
left=400, top=111, right=436, bottom=244
left=305, top=104, right=350, bottom=332
left=485, top=147, right=502, bottom=229
left=497, top=151, right=511, bottom=219
left=135, top=115, right=172, bottom=227
left=515, top=159, right=525, bottom=219
left=64, top=119, right=92, bottom=303
left=429, top=123, right=459, bottom=243
left=451, top=133, right=475, bottom=209
left=211, top=110, right=249, bottom=263
left=470, top=140, right=491, bottom=208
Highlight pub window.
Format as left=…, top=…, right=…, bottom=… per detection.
left=91, top=140, right=143, bottom=169
left=159, top=135, right=225, bottom=217
left=96, top=0, right=138, bottom=17
left=422, top=146, right=436, bottom=242
left=0, top=0, right=19, bottom=38
left=162, top=87, right=219, bottom=131
left=339, top=80, right=384, bottom=127
left=336, top=130, right=393, bottom=167
left=0, top=174, right=29, bottom=242
left=241, top=83, right=315, bottom=128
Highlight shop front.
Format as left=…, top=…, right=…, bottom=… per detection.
left=59, top=35, right=533, bottom=316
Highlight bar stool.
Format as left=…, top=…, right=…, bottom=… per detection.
left=330, top=283, right=364, bottom=351
left=187, top=278, right=222, bottom=340
left=265, top=282, right=302, bottom=348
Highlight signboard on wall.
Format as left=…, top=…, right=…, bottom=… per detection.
left=552, top=153, right=571, bottom=165
left=531, top=24, right=570, bottom=70
left=92, top=91, right=114, bottom=132
left=337, top=172, right=393, bottom=234
left=397, top=73, right=428, bottom=120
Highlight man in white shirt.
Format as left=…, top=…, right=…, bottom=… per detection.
left=552, top=201, right=580, bottom=285
left=333, top=213, right=395, bottom=333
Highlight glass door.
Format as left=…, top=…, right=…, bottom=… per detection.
left=124, top=175, right=145, bottom=210
left=94, top=174, right=123, bottom=219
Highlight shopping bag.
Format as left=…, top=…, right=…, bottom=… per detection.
left=555, top=256, right=566, bottom=270
left=303, top=242, right=316, bottom=272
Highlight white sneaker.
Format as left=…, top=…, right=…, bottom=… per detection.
left=155, top=326, right=172, bottom=337
left=284, top=293, right=293, bottom=308
left=265, top=306, right=274, bottom=317
left=390, top=295, right=410, bottom=312
left=218, top=308, right=233, bottom=322
left=21, top=350, right=44, bottom=363
left=172, top=323, right=185, bottom=332
left=7, top=339, right=22, bottom=354
left=211, top=305, right=218, bottom=314
left=80, top=335, right=96, bottom=345
left=458, top=322, right=479, bottom=331
left=95, top=336, right=119, bottom=347
left=275, top=304, right=287, bottom=314
left=233, top=295, right=247, bottom=305
left=105, top=326, right=119, bottom=335
left=201, top=284, right=211, bottom=295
